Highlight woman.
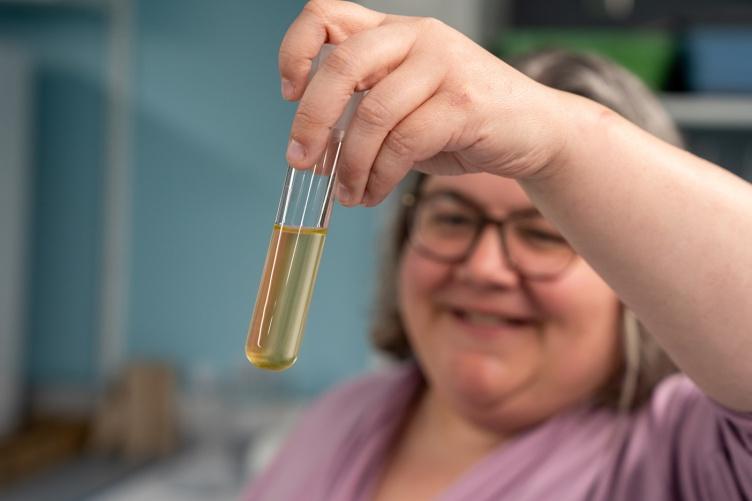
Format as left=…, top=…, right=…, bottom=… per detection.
left=246, top=1, right=752, bottom=499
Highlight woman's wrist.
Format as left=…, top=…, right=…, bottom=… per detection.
left=521, top=89, right=612, bottom=184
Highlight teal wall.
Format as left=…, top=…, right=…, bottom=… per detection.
left=3, top=1, right=377, bottom=395
left=0, top=7, right=107, bottom=386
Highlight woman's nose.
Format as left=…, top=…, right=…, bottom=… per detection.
left=455, top=225, right=520, bottom=287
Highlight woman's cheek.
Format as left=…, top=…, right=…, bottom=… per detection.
left=528, top=263, right=621, bottom=386
left=399, top=249, right=451, bottom=299
left=397, top=250, right=456, bottom=360
left=529, top=261, right=617, bottom=319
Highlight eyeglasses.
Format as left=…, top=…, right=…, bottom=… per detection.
left=403, top=190, right=577, bottom=281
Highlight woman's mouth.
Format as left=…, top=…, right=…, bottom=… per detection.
left=449, top=308, right=538, bottom=336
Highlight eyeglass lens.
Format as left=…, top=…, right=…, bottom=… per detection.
left=410, top=192, right=574, bottom=278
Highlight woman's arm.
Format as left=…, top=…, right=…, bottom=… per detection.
left=521, top=92, right=752, bottom=412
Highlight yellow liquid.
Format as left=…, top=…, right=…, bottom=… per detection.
left=246, top=224, right=327, bottom=370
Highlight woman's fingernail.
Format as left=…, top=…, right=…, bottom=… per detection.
left=286, top=139, right=306, bottom=164
left=281, top=79, right=294, bottom=100
left=337, top=183, right=351, bottom=205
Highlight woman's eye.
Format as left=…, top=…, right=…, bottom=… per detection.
left=431, top=213, right=474, bottom=227
left=520, top=228, right=566, bottom=244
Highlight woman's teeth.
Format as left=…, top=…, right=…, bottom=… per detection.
left=466, top=312, right=507, bottom=325
left=455, top=310, right=529, bottom=326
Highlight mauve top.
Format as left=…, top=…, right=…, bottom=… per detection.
left=245, top=363, right=752, bottom=500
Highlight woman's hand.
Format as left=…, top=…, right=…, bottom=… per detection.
left=279, top=0, right=569, bottom=206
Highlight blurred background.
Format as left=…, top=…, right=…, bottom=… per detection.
left=1, top=0, right=750, bottom=499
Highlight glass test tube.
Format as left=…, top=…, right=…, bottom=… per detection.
left=245, top=45, right=363, bottom=371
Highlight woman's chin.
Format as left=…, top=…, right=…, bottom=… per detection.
left=443, top=351, right=533, bottom=410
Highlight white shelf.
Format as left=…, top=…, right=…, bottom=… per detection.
left=661, top=94, right=752, bottom=129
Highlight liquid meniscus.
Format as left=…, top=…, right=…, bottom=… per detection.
left=246, top=224, right=327, bottom=370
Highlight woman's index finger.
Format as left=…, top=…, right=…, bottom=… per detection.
left=278, top=0, right=387, bottom=101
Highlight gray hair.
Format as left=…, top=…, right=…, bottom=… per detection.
left=370, top=50, right=678, bottom=411
left=512, top=50, right=683, bottom=147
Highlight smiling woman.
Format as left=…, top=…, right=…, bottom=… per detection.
left=244, top=1, right=752, bottom=500
left=393, top=173, right=624, bottom=434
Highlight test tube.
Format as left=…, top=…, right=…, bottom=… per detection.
left=245, top=45, right=363, bottom=371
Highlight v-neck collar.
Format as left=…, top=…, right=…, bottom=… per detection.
left=348, top=363, right=617, bottom=501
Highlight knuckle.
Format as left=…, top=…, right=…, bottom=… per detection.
left=355, top=94, right=393, bottom=131
left=337, top=163, right=362, bottom=192
left=447, top=84, right=477, bottom=110
left=366, top=167, right=391, bottom=195
left=294, top=102, right=323, bottom=131
left=278, top=46, right=304, bottom=76
left=302, top=0, right=328, bottom=20
left=337, top=155, right=353, bottom=179
left=384, top=127, right=414, bottom=159
left=417, top=16, right=446, bottom=33
left=337, top=153, right=363, bottom=183
left=322, top=45, right=360, bottom=80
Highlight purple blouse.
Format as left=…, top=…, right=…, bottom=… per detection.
left=245, top=364, right=752, bottom=500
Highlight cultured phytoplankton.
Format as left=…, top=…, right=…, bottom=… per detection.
left=245, top=45, right=363, bottom=370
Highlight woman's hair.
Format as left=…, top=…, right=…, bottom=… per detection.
left=369, top=50, right=679, bottom=411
